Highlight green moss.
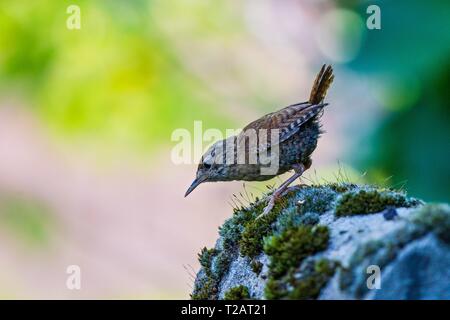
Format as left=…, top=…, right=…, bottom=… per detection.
left=410, top=203, right=450, bottom=243
left=264, top=225, right=330, bottom=279
left=264, top=258, right=337, bottom=300
left=251, top=260, right=263, bottom=275
left=289, top=259, right=336, bottom=299
left=192, top=193, right=289, bottom=299
left=224, top=285, right=250, bottom=300
left=335, top=189, right=420, bottom=216
left=198, top=247, right=217, bottom=270
left=273, top=185, right=339, bottom=234
left=211, top=250, right=232, bottom=278
left=191, top=277, right=218, bottom=300
left=239, top=209, right=281, bottom=258
left=264, top=277, right=286, bottom=299
left=192, top=192, right=293, bottom=299
left=191, top=247, right=219, bottom=300
left=219, top=207, right=255, bottom=249
left=328, top=182, right=357, bottom=193
left=263, top=223, right=331, bottom=299
left=276, top=209, right=320, bottom=233
left=226, top=184, right=339, bottom=259
left=239, top=193, right=293, bottom=258
left=219, top=197, right=271, bottom=253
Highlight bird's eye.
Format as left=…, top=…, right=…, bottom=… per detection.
left=203, top=162, right=211, bottom=169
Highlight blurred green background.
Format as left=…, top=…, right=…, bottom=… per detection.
left=0, top=0, right=448, bottom=298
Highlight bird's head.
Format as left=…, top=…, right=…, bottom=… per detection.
left=184, top=139, right=229, bottom=197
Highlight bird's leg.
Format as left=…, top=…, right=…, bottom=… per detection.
left=299, top=158, right=312, bottom=184
left=257, top=164, right=306, bottom=219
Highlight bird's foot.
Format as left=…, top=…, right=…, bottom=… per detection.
left=256, top=188, right=291, bottom=220
left=256, top=164, right=306, bottom=220
left=256, top=194, right=278, bottom=220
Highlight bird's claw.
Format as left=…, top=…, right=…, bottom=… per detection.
left=256, top=195, right=277, bottom=220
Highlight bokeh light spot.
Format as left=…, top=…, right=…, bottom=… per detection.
left=315, top=9, right=365, bottom=63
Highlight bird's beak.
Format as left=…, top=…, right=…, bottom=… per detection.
left=184, top=177, right=204, bottom=197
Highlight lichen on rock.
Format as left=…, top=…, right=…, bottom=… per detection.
left=191, top=183, right=450, bottom=300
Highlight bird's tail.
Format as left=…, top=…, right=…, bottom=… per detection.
left=309, top=64, right=334, bottom=104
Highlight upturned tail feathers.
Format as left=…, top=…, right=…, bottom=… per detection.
left=309, top=64, right=334, bottom=104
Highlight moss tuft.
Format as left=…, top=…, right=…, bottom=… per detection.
left=410, top=203, right=450, bottom=243
left=264, top=225, right=330, bottom=279
left=219, top=207, right=255, bottom=250
left=264, top=277, right=286, bottom=300
left=191, top=247, right=219, bottom=300
left=264, top=258, right=337, bottom=300
left=335, top=189, right=420, bottom=216
left=191, top=277, right=218, bottom=300
left=239, top=209, right=281, bottom=258
left=289, top=259, right=337, bottom=299
left=251, top=260, right=263, bottom=275
left=224, top=285, right=250, bottom=300
left=328, top=182, right=357, bottom=193
left=211, top=250, right=232, bottom=278
left=198, top=247, right=217, bottom=269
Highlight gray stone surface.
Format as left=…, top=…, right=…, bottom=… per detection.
left=368, top=234, right=450, bottom=300
left=218, top=254, right=268, bottom=299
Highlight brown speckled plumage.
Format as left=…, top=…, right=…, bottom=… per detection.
left=185, top=65, right=334, bottom=206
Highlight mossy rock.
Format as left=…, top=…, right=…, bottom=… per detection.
left=191, top=184, right=450, bottom=300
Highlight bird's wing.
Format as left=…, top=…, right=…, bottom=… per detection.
left=237, top=64, right=334, bottom=151
left=237, top=101, right=327, bottom=151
